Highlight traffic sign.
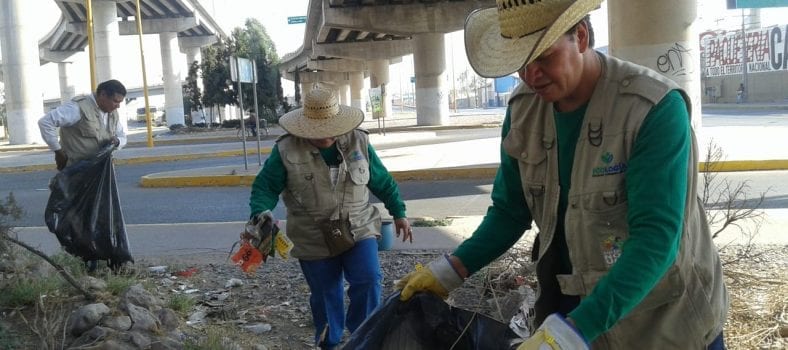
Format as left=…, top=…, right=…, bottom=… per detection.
left=287, top=16, right=307, bottom=24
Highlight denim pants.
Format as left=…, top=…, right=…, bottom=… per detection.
left=299, top=238, right=382, bottom=348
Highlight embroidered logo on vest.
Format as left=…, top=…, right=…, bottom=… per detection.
left=592, top=152, right=628, bottom=177
left=602, top=235, right=624, bottom=267
left=349, top=150, right=365, bottom=162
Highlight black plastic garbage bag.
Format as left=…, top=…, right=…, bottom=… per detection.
left=44, top=145, right=133, bottom=268
left=343, top=292, right=523, bottom=350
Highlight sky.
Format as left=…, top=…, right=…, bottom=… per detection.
left=19, top=0, right=788, bottom=100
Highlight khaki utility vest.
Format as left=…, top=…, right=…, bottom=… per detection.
left=505, top=54, right=728, bottom=349
left=277, top=129, right=381, bottom=260
left=59, top=96, right=118, bottom=165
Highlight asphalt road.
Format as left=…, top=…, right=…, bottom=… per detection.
left=4, top=109, right=788, bottom=227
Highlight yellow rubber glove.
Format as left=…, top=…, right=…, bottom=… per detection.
left=517, top=314, right=589, bottom=350
left=395, top=255, right=464, bottom=301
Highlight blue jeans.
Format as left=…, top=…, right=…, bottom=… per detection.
left=299, top=238, right=382, bottom=348
left=707, top=331, right=726, bottom=350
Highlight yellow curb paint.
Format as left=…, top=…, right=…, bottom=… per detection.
left=0, top=164, right=55, bottom=174
left=699, top=160, right=788, bottom=172
left=391, top=167, right=498, bottom=181
left=140, top=175, right=256, bottom=187
left=117, top=148, right=272, bottom=165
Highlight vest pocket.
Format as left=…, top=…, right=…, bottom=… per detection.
left=347, top=161, right=370, bottom=185
left=572, top=196, right=629, bottom=271
left=288, top=172, right=317, bottom=208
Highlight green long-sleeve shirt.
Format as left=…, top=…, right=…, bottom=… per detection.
left=249, top=141, right=407, bottom=220
left=453, top=90, right=689, bottom=342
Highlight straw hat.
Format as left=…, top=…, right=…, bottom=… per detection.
left=465, top=0, right=603, bottom=78
left=279, top=88, right=364, bottom=139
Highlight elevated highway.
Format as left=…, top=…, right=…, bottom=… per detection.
left=1, top=0, right=225, bottom=144
left=280, top=0, right=494, bottom=126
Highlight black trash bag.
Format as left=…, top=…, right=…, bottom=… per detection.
left=44, top=145, right=133, bottom=268
left=343, top=292, right=523, bottom=350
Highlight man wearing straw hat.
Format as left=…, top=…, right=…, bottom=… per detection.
left=396, top=1, right=727, bottom=349
left=248, top=87, right=412, bottom=349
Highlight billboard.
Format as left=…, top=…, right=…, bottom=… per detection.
left=727, top=0, right=788, bottom=9
left=699, top=24, right=788, bottom=77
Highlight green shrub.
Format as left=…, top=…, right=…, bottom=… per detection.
left=0, top=276, right=60, bottom=307
left=168, top=293, right=195, bottom=313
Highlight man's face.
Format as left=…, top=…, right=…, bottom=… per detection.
left=518, top=34, right=584, bottom=103
left=308, top=137, right=336, bottom=149
left=96, top=92, right=125, bottom=113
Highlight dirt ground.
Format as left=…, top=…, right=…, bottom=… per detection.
left=1, top=244, right=787, bottom=349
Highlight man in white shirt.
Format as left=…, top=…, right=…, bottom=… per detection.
left=38, top=79, right=128, bottom=170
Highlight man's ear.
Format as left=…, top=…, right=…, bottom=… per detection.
left=576, top=22, right=591, bottom=53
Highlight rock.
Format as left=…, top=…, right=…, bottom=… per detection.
left=243, top=323, right=272, bottom=334
left=81, top=276, right=108, bottom=291
left=156, top=308, right=181, bottom=331
left=121, top=284, right=163, bottom=310
left=100, top=315, right=132, bottom=331
left=126, top=303, right=161, bottom=333
left=68, top=303, right=111, bottom=336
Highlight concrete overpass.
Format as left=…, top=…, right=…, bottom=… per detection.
left=281, top=0, right=704, bottom=130
left=0, top=0, right=225, bottom=145
left=280, top=0, right=495, bottom=126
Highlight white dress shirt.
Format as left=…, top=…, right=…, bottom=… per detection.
left=38, top=94, right=128, bottom=151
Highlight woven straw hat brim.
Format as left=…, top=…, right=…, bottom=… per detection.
left=279, top=105, right=364, bottom=139
left=465, top=0, right=604, bottom=78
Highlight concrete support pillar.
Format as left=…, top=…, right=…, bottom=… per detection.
left=368, top=59, right=391, bottom=121
left=186, top=47, right=201, bottom=68
left=159, top=32, right=185, bottom=126
left=609, top=0, right=701, bottom=128
left=93, top=0, right=119, bottom=82
left=0, top=0, right=43, bottom=144
left=58, top=62, right=76, bottom=103
left=349, top=71, right=365, bottom=110
left=413, top=33, right=449, bottom=126
left=338, top=83, right=350, bottom=106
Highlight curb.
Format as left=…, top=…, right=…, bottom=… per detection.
left=140, top=166, right=501, bottom=188
left=139, top=159, right=788, bottom=188
left=0, top=148, right=273, bottom=174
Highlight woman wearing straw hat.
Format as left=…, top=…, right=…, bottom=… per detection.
left=248, top=87, right=412, bottom=349
left=396, top=1, right=727, bottom=349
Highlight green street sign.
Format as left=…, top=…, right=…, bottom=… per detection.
left=287, top=16, right=307, bottom=24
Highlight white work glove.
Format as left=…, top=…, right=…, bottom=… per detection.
left=395, top=254, right=465, bottom=301
left=517, top=313, right=589, bottom=350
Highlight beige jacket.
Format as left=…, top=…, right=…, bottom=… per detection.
left=504, top=54, right=727, bottom=349
left=59, top=96, right=118, bottom=165
left=277, top=129, right=381, bottom=260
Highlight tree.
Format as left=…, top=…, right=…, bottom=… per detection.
left=200, top=41, right=235, bottom=124
left=231, top=18, right=286, bottom=123
left=183, top=61, right=203, bottom=126
left=0, top=87, right=7, bottom=139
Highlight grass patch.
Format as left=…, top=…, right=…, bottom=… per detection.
left=184, top=326, right=239, bottom=350
left=0, top=277, right=60, bottom=307
left=168, top=294, right=195, bottom=313
left=411, top=217, right=453, bottom=227
left=0, top=324, right=19, bottom=350
left=105, top=274, right=137, bottom=296
left=49, top=252, right=87, bottom=277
